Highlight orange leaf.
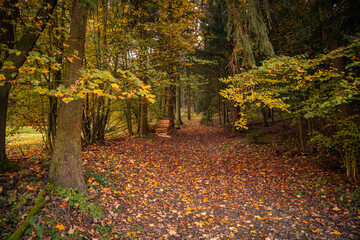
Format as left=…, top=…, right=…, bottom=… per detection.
left=56, top=223, right=65, bottom=232
left=87, top=177, right=95, bottom=184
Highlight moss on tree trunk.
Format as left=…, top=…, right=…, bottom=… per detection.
left=8, top=192, right=47, bottom=240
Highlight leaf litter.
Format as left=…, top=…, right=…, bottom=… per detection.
left=1, top=119, right=360, bottom=239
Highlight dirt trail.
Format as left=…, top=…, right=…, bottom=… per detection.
left=84, top=119, right=360, bottom=239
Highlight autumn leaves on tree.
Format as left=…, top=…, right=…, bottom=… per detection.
left=1, top=0, right=360, bottom=188
left=0, top=0, right=201, bottom=189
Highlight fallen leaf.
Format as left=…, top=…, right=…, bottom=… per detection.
left=56, top=223, right=65, bottom=232
left=168, top=229, right=177, bottom=235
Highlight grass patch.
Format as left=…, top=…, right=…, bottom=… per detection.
left=7, top=127, right=43, bottom=147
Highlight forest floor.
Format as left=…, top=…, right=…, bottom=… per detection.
left=1, top=119, right=360, bottom=239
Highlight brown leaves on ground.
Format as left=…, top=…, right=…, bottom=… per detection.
left=2, top=119, right=360, bottom=239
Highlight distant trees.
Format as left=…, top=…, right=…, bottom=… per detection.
left=219, top=0, right=360, bottom=180
left=1, top=0, right=200, bottom=189
left=2, top=0, right=358, bottom=188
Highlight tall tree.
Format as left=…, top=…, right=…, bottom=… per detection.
left=0, top=0, right=58, bottom=171
left=226, top=0, right=274, bottom=72
left=48, top=0, right=88, bottom=193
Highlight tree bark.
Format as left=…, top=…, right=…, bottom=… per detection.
left=320, top=3, right=351, bottom=116
left=175, top=84, right=182, bottom=125
left=162, top=88, right=167, bottom=118
left=138, top=96, right=148, bottom=137
left=167, top=86, right=175, bottom=121
left=0, top=83, right=11, bottom=162
left=218, top=97, right=222, bottom=125
left=0, top=0, right=17, bottom=167
left=231, top=101, right=239, bottom=129
left=49, top=0, right=88, bottom=193
left=261, top=105, right=269, bottom=127
left=47, top=1, right=66, bottom=153
left=137, top=9, right=149, bottom=138
left=125, top=100, right=133, bottom=136
left=187, top=85, right=191, bottom=120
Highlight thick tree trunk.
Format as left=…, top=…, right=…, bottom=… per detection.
left=49, top=0, right=88, bottom=193
left=0, top=83, right=11, bottom=162
left=167, top=86, right=175, bottom=121
left=0, top=1, right=17, bottom=168
left=0, top=0, right=15, bottom=166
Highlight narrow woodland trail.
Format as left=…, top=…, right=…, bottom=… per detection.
left=83, top=119, right=360, bottom=239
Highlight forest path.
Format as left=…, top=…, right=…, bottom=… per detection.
left=83, top=119, right=360, bottom=239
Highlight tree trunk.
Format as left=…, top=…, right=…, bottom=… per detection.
left=49, top=0, right=88, bottom=193
left=125, top=100, right=133, bottom=135
left=261, top=105, right=269, bottom=127
left=47, top=94, right=58, bottom=153
left=136, top=101, right=141, bottom=135
left=162, top=88, right=167, bottom=118
left=231, top=101, right=239, bottom=129
left=187, top=85, right=191, bottom=120
left=167, top=86, right=175, bottom=121
left=99, top=97, right=111, bottom=142
left=175, top=84, right=182, bottom=125
left=223, top=100, right=227, bottom=126
left=0, top=0, right=57, bottom=170
left=138, top=96, right=148, bottom=137
left=82, top=95, right=91, bottom=144
left=321, top=4, right=351, bottom=116
left=225, top=101, right=230, bottom=124
left=0, top=0, right=16, bottom=168
left=0, top=84, right=11, bottom=163
left=296, top=114, right=305, bottom=152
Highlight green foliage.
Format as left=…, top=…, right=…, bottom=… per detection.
left=225, top=0, right=274, bottom=70
left=7, top=191, right=46, bottom=240
left=29, top=217, right=44, bottom=239
left=0, top=191, right=34, bottom=231
left=221, top=35, right=360, bottom=179
left=51, top=186, right=103, bottom=219
left=311, top=116, right=360, bottom=180
left=7, top=85, right=48, bottom=137
left=85, top=168, right=109, bottom=187
left=340, top=187, right=360, bottom=209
